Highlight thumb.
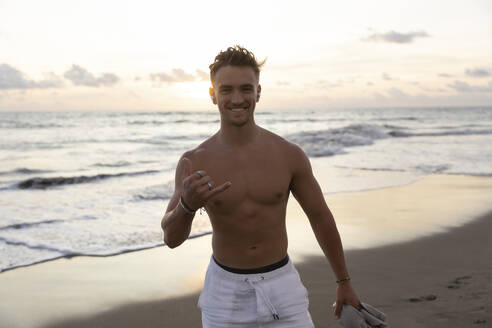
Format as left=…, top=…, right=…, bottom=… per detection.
left=334, top=301, right=343, bottom=319
left=181, top=157, right=193, bottom=177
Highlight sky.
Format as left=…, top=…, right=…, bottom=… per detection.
left=0, top=0, right=491, bottom=111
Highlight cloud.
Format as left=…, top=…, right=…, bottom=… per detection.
left=419, top=86, right=446, bottom=93
left=0, top=64, right=63, bottom=89
left=63, top=65, right=119, bottom=87
left=149, top=72, right=174, bottom=84
left=149, top=68, right=203, bottom=85
left=196, top=69, right=209, bottom=81
left=97, top=73, right=119, bottom=86
left=448, top=80, right=492, bottom=92
left=362, top=30, right=430, bottom=44
left=382, top=73, right=392, bottom=81
left=438, top=73, right=453, bottom=78
left=171, top=68, right=195, bottom=82
left=465, top=68, right=491, bottom=78
left=386, top=87, right=409, bottom=98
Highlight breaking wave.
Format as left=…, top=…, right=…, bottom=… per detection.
left=16, top=170, right=160, bottom=189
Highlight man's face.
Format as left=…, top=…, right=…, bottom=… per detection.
left=209, top=65, right=261, bottom=127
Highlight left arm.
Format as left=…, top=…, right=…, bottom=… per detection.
left=288, top=143, right=360, bottom=318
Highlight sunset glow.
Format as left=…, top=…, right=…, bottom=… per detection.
left=1, top=0, right=491, bottom=111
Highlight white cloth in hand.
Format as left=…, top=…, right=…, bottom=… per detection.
left=336, top=302, right=389, bottom=328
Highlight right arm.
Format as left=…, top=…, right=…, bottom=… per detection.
left=161, top=191, right=196, bottom=249
left=161, top=154, right=231, bottom=248
left=161, top=154, right=196, bottom=248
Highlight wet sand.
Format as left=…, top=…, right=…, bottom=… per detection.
left=0, top=174, right=491, bottom=328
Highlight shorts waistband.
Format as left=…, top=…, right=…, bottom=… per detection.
left=212, top=255, right=290, bottom=274
left=208, top=254, right=293, bottom=281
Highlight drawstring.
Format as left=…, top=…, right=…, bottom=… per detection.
left=245, top=277, right=280, bottom=321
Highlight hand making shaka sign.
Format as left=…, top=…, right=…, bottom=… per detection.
left=179, top=157, right=232, bottom=212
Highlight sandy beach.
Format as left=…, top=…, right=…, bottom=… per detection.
left=1, top=174, right=491, bottom=328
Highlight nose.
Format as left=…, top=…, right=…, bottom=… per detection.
left=231, top=89, right=244, bottom=104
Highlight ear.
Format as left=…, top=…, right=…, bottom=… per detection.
left=256, top=84, right=262, bottom=102
left=209, top=87, right=217, bottom=104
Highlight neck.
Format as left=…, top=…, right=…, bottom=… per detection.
left=218, top=120, right=260, bottom=148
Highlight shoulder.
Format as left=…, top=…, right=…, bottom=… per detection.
left=285, top=141, right=311, bottom=174
left=176, top=134, right=218, bottom=170
left=260, top=128, right=310, bottom=172
left=260, top=127, right=296, bottom=150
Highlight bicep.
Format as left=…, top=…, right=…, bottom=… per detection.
left=289, top=146, right=329, bottom=220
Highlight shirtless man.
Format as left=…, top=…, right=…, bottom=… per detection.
left=161, top=46, right=360, bottom=327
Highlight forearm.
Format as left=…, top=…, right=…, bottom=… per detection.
left=161, top=203, right=195, bottom=248
left=309, top=209, right=350, bottom=281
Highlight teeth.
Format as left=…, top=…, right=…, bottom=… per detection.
left=231, top=108, right=245, bottom=112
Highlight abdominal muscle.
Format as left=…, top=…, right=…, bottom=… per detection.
left=208, top=202, right=289, bottom=269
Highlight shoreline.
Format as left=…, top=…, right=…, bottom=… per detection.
left=1, top=172, right=487, bottom=275
left=0, top=173, right=491, bottom=327
left=0, top=232, right=214, bottom=275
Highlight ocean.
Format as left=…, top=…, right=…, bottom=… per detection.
left=1, top=107, right=492, bottom=273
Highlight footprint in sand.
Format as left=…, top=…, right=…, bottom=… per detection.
left=447, top=275, right=471, bottom=289
left=407, top=294, right=437, bottom=302
left=473, top=319, right=487, bottom=325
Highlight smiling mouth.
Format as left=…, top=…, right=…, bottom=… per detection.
left=230, top=107, right=247, bottom=112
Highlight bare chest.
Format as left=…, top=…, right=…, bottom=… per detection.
left=199, top=148, right=291, bottom=214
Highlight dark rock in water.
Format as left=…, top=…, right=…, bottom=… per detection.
left=473, top=319, right=486, bottom=324
left=408, top=298, right=422, bottom=302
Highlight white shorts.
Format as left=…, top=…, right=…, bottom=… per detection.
left=198, top=255, right=315, bottom=328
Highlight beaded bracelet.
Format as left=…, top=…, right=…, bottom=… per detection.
left=179, top=196, right=196, bottom=215
left=336, top=276, right=351, bottom=284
